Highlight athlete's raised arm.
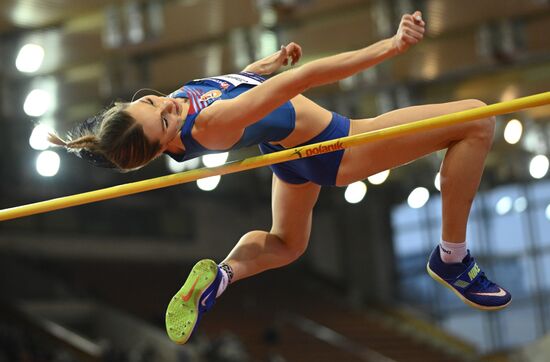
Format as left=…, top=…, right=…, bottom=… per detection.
left=201, top=11, right=425, bottom=132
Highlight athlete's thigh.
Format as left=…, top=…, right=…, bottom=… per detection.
left=270, top=175, right=321, bottom=250
left=336, top=99, right=489, bottom=185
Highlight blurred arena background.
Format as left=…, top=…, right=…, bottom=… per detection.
left=1, top=0, right=550, bottom=361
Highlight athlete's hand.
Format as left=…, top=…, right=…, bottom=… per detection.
left=263, top=42, right=302, bottom=74
left=243, top=42, right=302, bottom=75
left=278, top=42, right=302, bottom=66
left=392, top=11, right=425, bottom=53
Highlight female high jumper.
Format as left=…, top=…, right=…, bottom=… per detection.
left=49, top=11, right=511, bottom=344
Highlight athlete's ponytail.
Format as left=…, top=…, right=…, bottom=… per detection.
left=49, top=103, right=161, bottom=171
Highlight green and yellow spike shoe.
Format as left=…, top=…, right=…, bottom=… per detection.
left=165, top=259, right=221, bottom=344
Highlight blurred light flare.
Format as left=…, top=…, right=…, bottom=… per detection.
left=15, top=44, right=45, bottom=73
left=202, top=152, right=229, bottom=167
left=29, top=124, right=54, bottom=150
left=408, top=187, right=430, bottom=209
left=545, top=204, right=550, bottom=221
left=367, top=170, right=390, bottom=185
left=514, top=197, right=527, bottom=213
left=166, top=156, right=186, bottom=173
left=529, top=155, right=549, bottom=179
left=503, top=119, right=522, bottom=145
left=197, top=175, right=221, bottom=191
left=166, top=156, right=201, bottom=173
left=184, top=158, right=201, bottom=170
left=24, top=89, right=51, bottom=117
left=434, top=172, right=441, bottom=191
left=344, top=181, right=367, bottom=204
left=495, top=196, right=513, bottom=215
left=36, top=150, right=60, bottom=177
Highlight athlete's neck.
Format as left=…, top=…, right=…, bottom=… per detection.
left=166, top=131, right=185, bottom=154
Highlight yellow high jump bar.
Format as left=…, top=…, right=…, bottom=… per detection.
left=1, top=91, right=550, bottom=222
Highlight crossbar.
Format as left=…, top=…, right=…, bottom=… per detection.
left=1, top=91, right=549, bottom=222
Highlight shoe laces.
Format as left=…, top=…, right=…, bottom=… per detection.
left=475, top=271, right=493, bottom=289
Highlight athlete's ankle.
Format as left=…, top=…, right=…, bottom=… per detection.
left=216, top=262, right=234, bottom=298
left=439, top=240, right=467, bottom=264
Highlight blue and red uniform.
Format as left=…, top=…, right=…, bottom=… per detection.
left=164, top=72, right=350, bottom=186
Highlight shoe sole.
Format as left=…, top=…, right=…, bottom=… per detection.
left=426, top=263, right=511, bottom=311
left=165, top=259, right=218, bottom=344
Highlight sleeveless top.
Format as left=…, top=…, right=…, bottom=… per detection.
left=164, top=72, right=296, bottom=162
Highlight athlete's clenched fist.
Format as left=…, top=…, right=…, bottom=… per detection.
left=392, top=10, right=425, bottom=53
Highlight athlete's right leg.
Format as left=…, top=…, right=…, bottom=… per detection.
left=222, top=175, right=321, bottom=282
left=166, top=175, right=320, bottom=343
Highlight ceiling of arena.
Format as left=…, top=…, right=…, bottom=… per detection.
left=1, top=0, right=549, bottom=123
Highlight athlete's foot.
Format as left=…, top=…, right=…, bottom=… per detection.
left=427, top=246, right=511, bottom=311
left=165, top=259, right=221, bottom=344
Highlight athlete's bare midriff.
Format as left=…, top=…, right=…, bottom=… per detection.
left=271, top=94, right=333, bottom=148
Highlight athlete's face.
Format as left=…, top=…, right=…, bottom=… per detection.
left=126, top=95, right=188, bottom=151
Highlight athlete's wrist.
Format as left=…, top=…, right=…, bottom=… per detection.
left=383, top=37, right=401, bottom=56
left=242, top=63, right=267, bottom=75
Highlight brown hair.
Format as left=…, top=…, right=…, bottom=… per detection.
left=48, top=103, right=161, bottom=171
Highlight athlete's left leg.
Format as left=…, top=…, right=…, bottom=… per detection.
left=336, top=99, right=494, bottom=243
left=336, top=99, right=511, bottom=310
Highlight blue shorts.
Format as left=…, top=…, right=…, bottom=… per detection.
left=259, top=112, right=350, bottom=186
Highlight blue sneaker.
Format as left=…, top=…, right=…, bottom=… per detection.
left=165, top=259, right=221, bottom=344
left=427, top=246, right=511, bottom=311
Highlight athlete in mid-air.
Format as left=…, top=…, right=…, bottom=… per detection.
left=49, top=11, right=510, bottom=344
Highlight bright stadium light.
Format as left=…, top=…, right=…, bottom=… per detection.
left=197, top=175, right=221, bottom=191
left=184, top=158, right=200, bottom=169
left=36, top=150, right=60, bottom=177
left=166, top=156, right=186, bottom=173
left=166, top=156, right=202, bottom=173
left=24, top=89, right=51, bottom=117
left=495, top=196, right=513, bottom=215
left=529, top=155, right=549, bottom=179
left=367, top=170, right=390, bottom=185
left=202, top=152, right=229, bottom=167
left=15, top=44, right=45, bottom=73
left=407, top=187, right=430, bottom=209
left=344, top=181, right=367, bottom=204
left=514, top=197, right=527, bottom=213
left=434, top=172, right=441, bottom=191
left=503, top=119, right=522, bottom=145
left=29, top=124, right=54, bottom=150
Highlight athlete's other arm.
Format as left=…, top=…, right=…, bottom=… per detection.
left=242, top=42, right=302, bottom=76
left=201, top=11, right=425, bottom=132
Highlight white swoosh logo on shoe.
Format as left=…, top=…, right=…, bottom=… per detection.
left=471, top=287, right=507, bottom=297
left=201, top=290, right=214, bottom=307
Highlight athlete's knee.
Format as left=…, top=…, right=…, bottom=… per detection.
left=473, top=116, right=496, bottom=148
left=461, top=99, right=495, bottom=145
left=460, top=98, right=487, bottom=110
left=272, top=232, right=309, bottom=262
left=288, top=238, right=309, bottom=260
